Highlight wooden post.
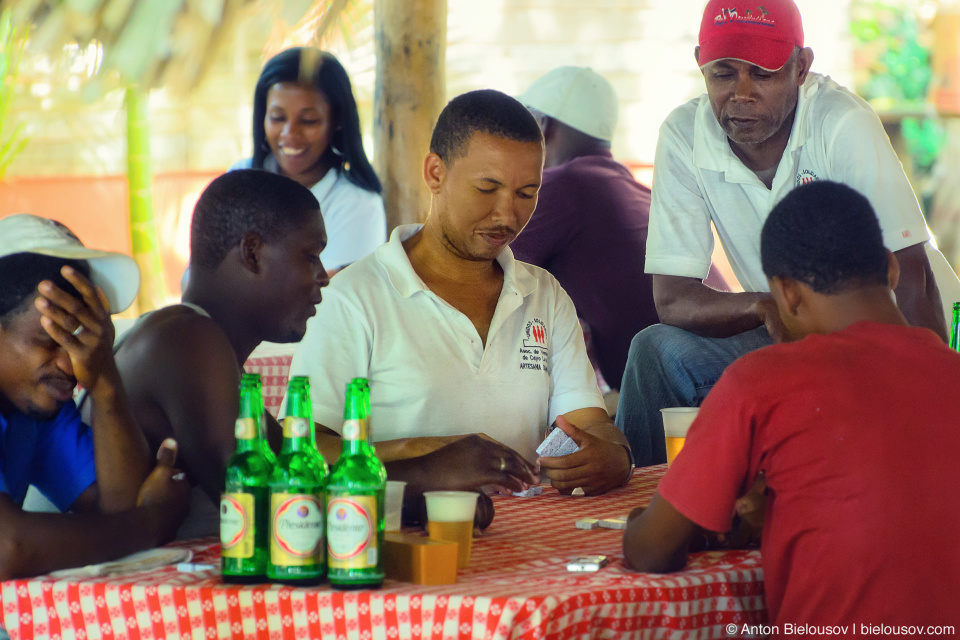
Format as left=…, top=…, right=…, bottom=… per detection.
left=126, top=85, right=167, bottom=313
left=373, top=0, right=447, bottom=230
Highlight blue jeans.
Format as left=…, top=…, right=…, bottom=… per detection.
left=615, top=324, right=773, bottom=467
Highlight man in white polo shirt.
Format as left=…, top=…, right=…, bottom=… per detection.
left=616, top=0, right=958, bottom=466
left=290, top=89, right=633, bottom=496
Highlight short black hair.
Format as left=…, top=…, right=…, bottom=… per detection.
left=430, top=89, right=543, bottom=164
left=0, top=253, right=91, bottom=326
left=190, top=170, right=320, bottom=269
left=251, top=48, right=382, bottom=194
left=761, top=181, right=889, bottom=294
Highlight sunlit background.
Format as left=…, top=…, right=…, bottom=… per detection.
left=1, top=0, right=958, bottom=309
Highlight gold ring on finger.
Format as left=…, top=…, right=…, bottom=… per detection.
left=499, top=456, right=506, bottom=472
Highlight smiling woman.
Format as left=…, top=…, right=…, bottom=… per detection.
left=230, top=48, right=386, bottom=275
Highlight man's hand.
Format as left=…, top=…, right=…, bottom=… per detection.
left=727, top=472, right=766, bottom=548
left=417, top=435, right=539, bottom=495
left=538, top=416, right=631, bottom=496
left=136, top=439, right=191, bottom=543
left=35, top=266, right=117, bottom=394
left=689, top=472, right=767, bottom=551
left=755, top=296, right=790, bottom=344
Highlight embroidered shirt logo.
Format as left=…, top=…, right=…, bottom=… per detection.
left=714, top=6, right=774, bottom=27
left=796, top=169, right=819, bottom=186
left=523, top=319, right=548, bottom=348
left=520, top=318, right=549, bottom=372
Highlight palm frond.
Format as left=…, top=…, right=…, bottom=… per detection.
left=0, top=8, right=30, bottom=180
left=261, top=0, right=371, bottom=58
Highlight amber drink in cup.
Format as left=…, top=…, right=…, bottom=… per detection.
left=423, top=491, right=478, bottom=568
left=661, top=407, right=699, bottom=466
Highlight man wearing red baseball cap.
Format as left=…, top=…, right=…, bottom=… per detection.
left=615, top=0, right=960, bottom=467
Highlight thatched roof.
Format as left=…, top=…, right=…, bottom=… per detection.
left=5, top=0, right=364, bottom=96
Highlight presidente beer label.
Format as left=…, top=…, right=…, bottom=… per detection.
left=341, top=418, right=367, bottom=442
left=327, top=495, right=377, bottom=569
left=220, top=493, right=254, bottom=558
left=270, top=493, right=324, bottom=566
left=234, top=417, right=257, bottom=440
left=283, top=417, right=310, bottom=439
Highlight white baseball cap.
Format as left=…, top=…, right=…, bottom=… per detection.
left=518, top=66, right=619, bottom=141
left=0, top=214, right=141, bottom=313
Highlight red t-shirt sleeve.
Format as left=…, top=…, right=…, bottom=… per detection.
left=658, top=360, right=758, bottom=533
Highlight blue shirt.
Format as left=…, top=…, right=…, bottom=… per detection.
left=0, top=400, right=96, bottom=510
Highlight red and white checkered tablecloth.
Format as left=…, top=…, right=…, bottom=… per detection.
left=0, top=466, right=766, bottom=640
left=245, top=355, right=293, bottom=418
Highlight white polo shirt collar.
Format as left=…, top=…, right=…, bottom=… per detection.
left=376, top=224, right=540, bottom=301
left=691, top=78, right=818, bottom=183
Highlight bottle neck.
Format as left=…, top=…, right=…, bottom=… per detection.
left=234, top=416, right=265, bottom=452
left=281, top=416, right=314, bottom=453
left=340, top=417, right=374, bottom=457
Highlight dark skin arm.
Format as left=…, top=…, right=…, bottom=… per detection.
left=314, top=431, right=465, bottom=466
left=317, top=430, right=539, bottom=498
left=622, top=492, right=701, bottom=573
left=656, top=243, right=947, bottom=343
left=0, top=441, right=190, bottom=580
left=36, top=268, right=150, bottom=512
left=654, top=275, right=789, bottom=341
left=893, top=244, right=947, bottom=342
left=623, top=475, right=768, bottom=573
left=115, top=314, right=246, bottom=505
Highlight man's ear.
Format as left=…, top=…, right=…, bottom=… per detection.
left=423, top=152, right=446, bottom=195
left=887, top=249, right=901, bottom=291
left=770, top=275, right=803, bottom=318
left=694, top=46, right=701, bottom=66
left=796, top=47, right=814, bottom=85
left=540, top=115, right=555, bottom=141
left=239, top=232, right=264, bottom=274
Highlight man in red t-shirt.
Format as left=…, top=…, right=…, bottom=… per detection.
left=623, top=181, right=960, bottom=633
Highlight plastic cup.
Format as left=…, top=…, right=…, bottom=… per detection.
left=423, top=491, right=478, bottom=569
left=661, top=407, right=699, bottom=466
left=384, top=480, right=406, bottom=532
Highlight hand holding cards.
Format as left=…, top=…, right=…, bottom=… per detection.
left=536, top=426, right=580, bottom=458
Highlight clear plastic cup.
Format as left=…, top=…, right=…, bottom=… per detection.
left=661, top=407, right=699, bottom=466
left=384, top=480, right=406, bottom=532
left=423, top=491, right=478, bottom=568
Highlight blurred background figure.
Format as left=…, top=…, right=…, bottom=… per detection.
left=232, top=47, right=386, bottom=276
left=513, top=66, right=727, bottom=395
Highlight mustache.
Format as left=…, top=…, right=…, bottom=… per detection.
left=39, top=373, right=77, bottom=387
left=722, top=110, right=761, bottom=121
left=477, top=226, right=517, bottom=236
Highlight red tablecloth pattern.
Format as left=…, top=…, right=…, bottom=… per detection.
left=244, top=355, right=293, bottom=418
left=1, top=467, right=766, bottom=640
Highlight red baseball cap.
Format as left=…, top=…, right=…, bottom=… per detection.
left=698, top=0, right=804, bottom=71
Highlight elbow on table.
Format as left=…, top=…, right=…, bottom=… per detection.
left=622, top=540, right=688, bottom=574
left=0, top=531, right=29, bottom=581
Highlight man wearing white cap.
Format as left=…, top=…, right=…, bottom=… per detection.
left=0, top=214, right=189, bottom=579
left=513, top=67, right=726, bottom=391
left=616, top=0, right=960, bottom=466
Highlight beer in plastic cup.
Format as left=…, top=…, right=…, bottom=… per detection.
left=423, top=491, right=478, bottom=568
left=384, top=481, right=406, bottom=532
left=661, top=407, right=699, bottom=466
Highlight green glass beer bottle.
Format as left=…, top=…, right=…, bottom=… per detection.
left=352, top=377, right=378, bottom=457
left=268, top=376, right=328, bottom=585
left=221, top=373, right=273, bottom=583
left=950, top=302, right=960, bottom=353
left=327, top=380, right=387, bottom=590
